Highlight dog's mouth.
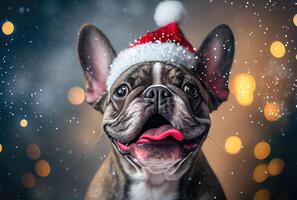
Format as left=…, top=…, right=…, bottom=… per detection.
left=112, top=114, right=204, bottom=165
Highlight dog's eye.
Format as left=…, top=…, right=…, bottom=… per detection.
left=184, top=83, right=198, bottom=97
left=113, top=84, right=129, bottom=99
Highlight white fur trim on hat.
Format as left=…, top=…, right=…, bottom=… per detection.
left=106, top=43, right=196, bottom=90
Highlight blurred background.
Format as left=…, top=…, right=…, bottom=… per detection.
left=0, top=0, right=296, bottom=199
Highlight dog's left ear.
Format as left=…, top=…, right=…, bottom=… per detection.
left=195, top=24, right=234, bottom=112
left=77, top=24, right=116, bottom=112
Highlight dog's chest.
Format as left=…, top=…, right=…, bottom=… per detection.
left=128, top=181, right=178, bottom=200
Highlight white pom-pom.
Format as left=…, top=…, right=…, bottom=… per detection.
left=154, top=1, right=186, bottom=27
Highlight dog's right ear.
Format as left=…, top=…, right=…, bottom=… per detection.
left=77, top=24, right=116, bottom=112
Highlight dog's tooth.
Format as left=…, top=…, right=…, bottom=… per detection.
left=138, top=143, right=145, bottom=147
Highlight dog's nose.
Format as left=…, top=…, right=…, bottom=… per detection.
left=143, top=85, right=172, bottom=101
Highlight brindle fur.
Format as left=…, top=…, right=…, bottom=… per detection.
left=77, top=23, right=234, bottom=200
left=85, top=150, right=225, bottom=200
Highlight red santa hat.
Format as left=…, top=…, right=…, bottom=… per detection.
left=106, top=1, right=197, bottom=90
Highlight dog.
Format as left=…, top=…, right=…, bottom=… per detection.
left=77, top=9, right=234, bottom=200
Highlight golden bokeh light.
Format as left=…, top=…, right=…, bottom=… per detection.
left=264, top=102, right=280, bottom=122
left=268, top=158, right=285, bottom=176
left=232, top=73, right=256, bottom=92
left=254, top=141, right=271, bottom=160
left=231, top=73, right=256, bottom=106
left=35, top=160, right=51, bottom=177
left=235, top=93, right=254, bottom=106
left=253, top=164, right=269, bottom=183
left=0, top=144, right=2, bottom=153
left=293, top=14, right=297, bottom=26
left=68, top=86, right=85, bottom=105
left=21, top=172, right=35, bottom=189
left=270, top=41, right=286, bottom=58
left=224, top=136, right=242, bottom=155
left=2, top=21, right=14, bottom=35
left=20, top=119, right=28, bottom=127
left=26, top=144, right=41, bottom=160
left=253, top=189, right=270, bottom=200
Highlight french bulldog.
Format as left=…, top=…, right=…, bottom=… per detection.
left=77, top=23, right=234, bottom=200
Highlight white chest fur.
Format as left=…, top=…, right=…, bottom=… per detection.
left=128, top=180, right=178, bottom=200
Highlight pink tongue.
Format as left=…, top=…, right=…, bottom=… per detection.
left=136, top=125, right=183, bottom=144
left=116, top=125, right=183, bottom=152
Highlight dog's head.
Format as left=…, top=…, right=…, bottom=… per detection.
left=77, top=24, right=234, bottom=178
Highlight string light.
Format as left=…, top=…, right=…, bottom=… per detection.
left=68, top=87, right=85, bottom=105
left=268, top=158, right=285, bottom=176
left=293, top=14, right=297, bottom=26
left=254, top=141, right=271, bottom=160
left=2, top=21, right=14, bottom=35
left=253, top=164, right=269, bottom=183
left=20, top=119, right=28, bottom=127
left=35, top=160, right=51, bottom=177
left=270, top=41, right=285, bottom=58
left=21, top=172, right=35, bottom=188
left=264, top=102, right=280, bottom=122
left=231, top=73, right=256, bottom=106
left=253, top=189, right=270, bottom=200
left=26, top=144, right=41, bottom=160
left=224, top=136, right=242, bottom=155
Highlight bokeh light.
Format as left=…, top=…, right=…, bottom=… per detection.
left=270, top=41, right=286, bottom=58
left=235, top=94, right=254, bottom=106
left=2, top=21, right=14, bottom=35
left=224, top=136, right=242, bottom=154
left=231, top=73, right=256, bottom=106
left=67, top=86, right=85, bottom=105
left=26, top=144, right=41, bottom=160
left=293, top=14, right=297, bottom=26
left=268, top=158, right=285, bottom=176
left=20, top=119, right=28, bottom=127
left=254, top=141, right=271, bottom=160
left=264, top=102, right=280, bottom=122
left=253, top=189, right=270, bottom=200
left=253, top=164, right=269, bottom=183
left=35, top=160, right=51, bottom=177
left=21, top=172, right=35, bottom=188
left=0, top=144, right=2, bottom=153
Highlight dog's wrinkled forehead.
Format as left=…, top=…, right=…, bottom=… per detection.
left=111, top=62, right=153, bottom=92
left=110, top=61, right=199, bottom=93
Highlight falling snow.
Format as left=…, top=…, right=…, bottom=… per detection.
left=0, top=0, right=296, bottom=200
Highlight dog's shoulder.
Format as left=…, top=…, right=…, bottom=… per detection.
left=178, top=151, right=227, bottom=200
left=85, top=153, right=127, bottom=200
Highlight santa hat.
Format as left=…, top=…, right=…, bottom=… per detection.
left=106, top=1, right=197, bottom=90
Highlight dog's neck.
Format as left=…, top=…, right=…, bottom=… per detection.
left=113, top=147, right=194, bottom=200
left=118, top=156, right=180, bottom=200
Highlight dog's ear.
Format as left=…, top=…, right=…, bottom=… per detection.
left=77, top=24, right=116, bottom=111
left=195, top=24, right=234, bottom=112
